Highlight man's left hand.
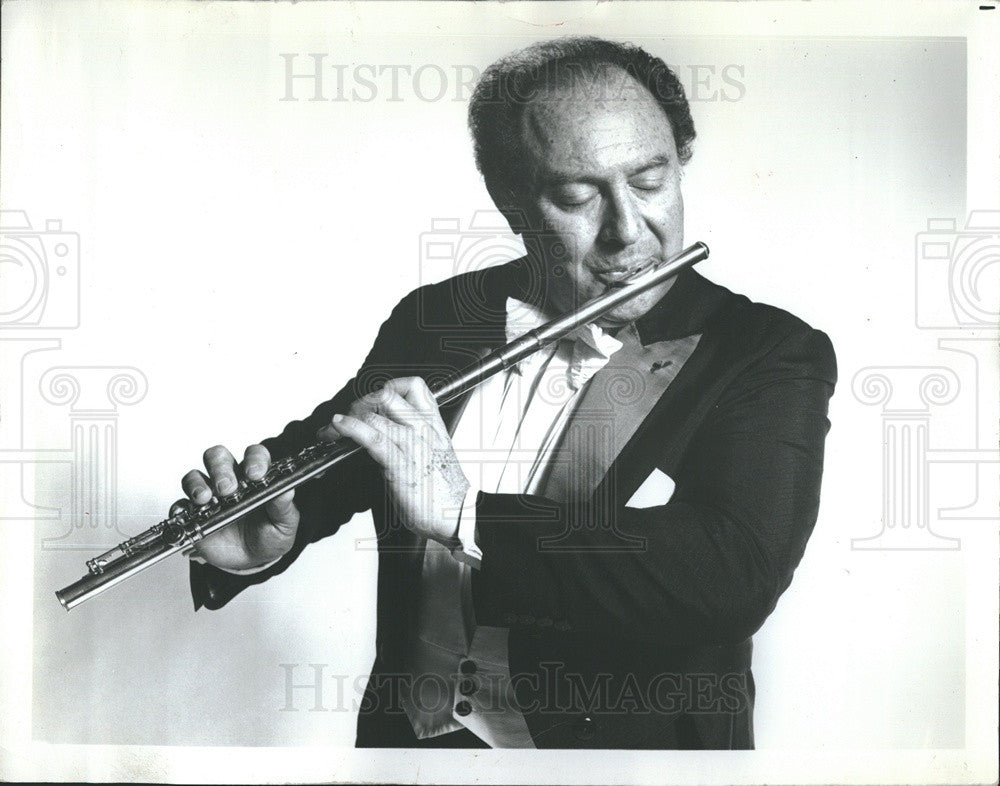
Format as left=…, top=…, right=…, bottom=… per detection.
left=318, top=376, right=470, bottom=546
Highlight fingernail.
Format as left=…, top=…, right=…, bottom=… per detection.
left=219, top=479, right=236, bottom=495
left=246, top=463, right=264, bottom=479
left=194, top=487, right=210, bottom=503
left=333, top=414, right=344, bottom=424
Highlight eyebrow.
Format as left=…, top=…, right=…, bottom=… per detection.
left=627, top=155, right=672, bottom=177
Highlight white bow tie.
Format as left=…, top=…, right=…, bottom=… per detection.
left=505, top=298, right=624, bottom=390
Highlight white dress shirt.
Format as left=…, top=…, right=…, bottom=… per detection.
left=400, top=297, right=623, bottom=746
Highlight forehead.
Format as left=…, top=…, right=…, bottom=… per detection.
left=520, top=67, right=677, bottom=178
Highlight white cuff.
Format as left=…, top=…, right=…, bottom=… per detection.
left=449, top=485, right=482, bottom=569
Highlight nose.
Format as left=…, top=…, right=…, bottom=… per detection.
left=599, top=186, right=641, bottom=247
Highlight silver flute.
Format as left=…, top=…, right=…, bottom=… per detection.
left=55, top=242, right=709, bottom=610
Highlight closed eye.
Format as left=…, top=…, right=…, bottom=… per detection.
left=549, top=183, right=599, bottom=208
left=629, top=165, right=669, bottom=191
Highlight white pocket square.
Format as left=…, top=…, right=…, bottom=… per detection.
left=625, top=468, right=676, bottom=509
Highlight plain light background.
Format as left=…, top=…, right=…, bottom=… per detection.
left=1, top=1, right=997, bottom=784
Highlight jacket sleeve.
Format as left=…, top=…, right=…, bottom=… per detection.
left=190, top=291, right=422, bottom=610
left=470, top=324, right=837, bottom=646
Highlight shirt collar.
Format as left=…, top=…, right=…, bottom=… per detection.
left=505, top=297, right=623, bottom=389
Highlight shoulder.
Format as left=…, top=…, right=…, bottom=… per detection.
left=708, top=284, right=838, bottom=387
left=380, top=260, right=520, bottom=331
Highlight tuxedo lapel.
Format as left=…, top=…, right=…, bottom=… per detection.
left=537, top=325, right=702, bottom=503
left=424, top=260, right=734, bottom=501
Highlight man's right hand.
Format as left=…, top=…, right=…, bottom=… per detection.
left=179, top=444, right=300, bottom=572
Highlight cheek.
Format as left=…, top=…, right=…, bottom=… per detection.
left=653, top=187, right=683, bottom=224
left=538, top=206, right=602, bottom=251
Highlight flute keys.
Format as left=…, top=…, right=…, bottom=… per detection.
left=267, top=457, right=296, bottom=479
left=169, top=498, right=194, bottom=518
left=218, top=480, right=248, bottom=502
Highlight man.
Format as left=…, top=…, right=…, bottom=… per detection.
left=183, top=37, right=836, bottom=749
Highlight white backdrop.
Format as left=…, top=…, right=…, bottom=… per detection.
left=1, top=1, right=997, bottom=784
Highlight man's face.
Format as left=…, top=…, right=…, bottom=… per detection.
left=518, top=69, right=684, bottom=326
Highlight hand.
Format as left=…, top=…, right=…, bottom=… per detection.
left=319, top=377, right=470, bottom=546
left=178, top=444, right=300, bottom=571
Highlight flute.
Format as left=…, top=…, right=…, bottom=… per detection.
left=55, top=242, right=709, bottom=610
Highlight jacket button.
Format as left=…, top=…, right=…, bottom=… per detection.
left=455, top=700, right=472, bottom=717
left=501, top=612, right=517, bottom=624
left=518, top=614, right=536, bottom=626
left=554, top=620, right=571, bottom=632
left=459, top=678, right=476, bottom=696
left=459, top=659, right=477, bottom=675
left=536, top=617, right=553, bottom=628
left=573, top=715, right=596, bottom=741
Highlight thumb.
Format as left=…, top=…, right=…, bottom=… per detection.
left=264, top=488, right=299, bottom=534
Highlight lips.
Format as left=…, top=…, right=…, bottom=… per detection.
left=593, top=258, right=657, bottom=287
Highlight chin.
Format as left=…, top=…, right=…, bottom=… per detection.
left=603, top=282, right=673, bottom=325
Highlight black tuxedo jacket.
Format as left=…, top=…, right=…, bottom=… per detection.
left=190, top=259, right=837, bottom=749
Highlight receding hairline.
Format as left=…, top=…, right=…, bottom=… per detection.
left=516, top=66, right=679, bottom=186
left=467, top=37, right=696, bottom=210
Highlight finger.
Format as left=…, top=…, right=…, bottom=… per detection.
left=203, top=444, right=239, bottom=497
left=349, top=385, right=419, bottom=424
left=182, top=469, right=214, bottom=505
left=361, top=386, right=425, bottom=428
left=360, top=409, right=419, bottom=455
left=382, top=377, right=436, bottom=411
left=380, top=377, right=449, bottom=440
left=321, top=409, right=412, bottom=449
left=329, top=413, right=404, bottom=475
left=241, top=444, right=271, bottom=481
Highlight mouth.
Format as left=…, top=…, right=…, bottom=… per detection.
left=593, top=257, right=658, bottom=288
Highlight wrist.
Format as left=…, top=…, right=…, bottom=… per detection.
left=434, top=482, right=475, bottom=548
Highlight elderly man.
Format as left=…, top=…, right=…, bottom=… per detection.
left=184, top=37, right=836, bottom=749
